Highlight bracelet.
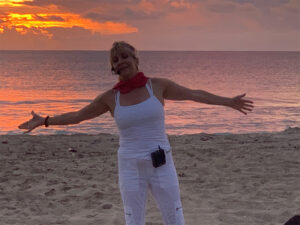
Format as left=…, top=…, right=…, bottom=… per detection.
left=45, top=116, right=50, bottom=127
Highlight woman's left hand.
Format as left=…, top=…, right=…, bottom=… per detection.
left=229, top=93, right=254, bottom=115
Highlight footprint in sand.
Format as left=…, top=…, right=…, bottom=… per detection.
left=102, top=203, right=112, bottom=209
left=44, top=188, right=56, bottom=196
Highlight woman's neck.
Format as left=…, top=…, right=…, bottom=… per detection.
left=119, top=70, right=139, bottom=81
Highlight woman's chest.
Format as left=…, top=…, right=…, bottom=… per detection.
left=114, top=97, right=164, bottom=129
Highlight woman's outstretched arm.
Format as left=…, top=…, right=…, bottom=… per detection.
left=18, top=90, right=113, bottom=133
left=156, top=78, right=254, bottom=115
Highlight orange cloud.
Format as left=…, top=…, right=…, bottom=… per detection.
left=170, top=0, right=192, bottom=10
left=0, top=0, right=33, bottom=7
left=0, top=12, right=138, bottom=37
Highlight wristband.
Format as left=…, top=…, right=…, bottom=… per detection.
left=45, top=116, right=50, bottom=127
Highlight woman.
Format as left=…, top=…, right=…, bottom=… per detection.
left=19, top=41, right=254, bottom=225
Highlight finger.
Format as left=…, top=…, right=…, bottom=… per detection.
left=237, top=93, right=246, bottom=98
left=242, top=105, right=254, bottom=110
left=243, top=107, right=253, bottom=111
left=24, top=128, right=33, bottom=134
left=243, top=105, right=253, bottom=110
left=32, top=110, right=39, bottom=118
left=237, top=108, right=247, bottom=115
left=244, top=103, right=254, bottom=107
left=245, top=105, right=254, bottom=109
left=243, top=99, right=254, bottom=104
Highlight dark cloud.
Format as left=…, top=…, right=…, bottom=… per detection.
left=22, top=0, right=142, bottom=12
left=167, top=4, right=191, bottom=13
left=168, top=0, right=204, bottom=2
left=123, top=8, right=165, bottom=20
left=1, top=0, right=299, bottom=50
left=34, top=15, right=65, bottom=21
left=0, top=26, right=109, bottom=50
left=18, top=0, right=188, bottom=21
left=227, top=0, right=253, bottom=4
left=207, top=3, right=237, bottom=13
left=24, top=0, right=141, bottom=6
left=206, top=0, right=257, bottom=14
left=228, top=0, right=290, bottom=8
left=22, top=0, right=56, bottom=7
left=84, top=7, right=165, bottom=22
left=85, top=12, right=120, bottom=22
left=21, top=0, right=102, bottom=13
left=47, top=26, right=93, bottom=39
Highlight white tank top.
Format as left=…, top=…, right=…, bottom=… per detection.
left=114, top=80, right=171, bottom=159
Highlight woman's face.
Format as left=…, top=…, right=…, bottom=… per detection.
left=111, top=47, right=138, bottom=80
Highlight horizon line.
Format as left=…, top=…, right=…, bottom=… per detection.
left=0, top=49, right=299, bottom=52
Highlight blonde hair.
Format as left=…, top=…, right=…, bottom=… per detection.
left=110, top=41, right=139, bottom=73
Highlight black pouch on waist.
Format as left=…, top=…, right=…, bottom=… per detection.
left=151, top=146, right=166, bottom=168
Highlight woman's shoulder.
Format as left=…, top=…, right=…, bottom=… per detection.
left=150, top=77, right=172, bottom=89
left=92, top=89, right=115, bottom=105
left=103, top=88, right=115, bottom=95
left=150, top=77, right=168, bottom=85
left=102, top=88, right=116, bottom=100
left=150, top=77, right=173, bottom=82
left=150, top=77, right=165, bottom=82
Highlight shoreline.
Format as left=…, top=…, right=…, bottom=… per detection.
left=1, top=126, right=299, bottom=137
left=0, top=127, right=299, bottom=225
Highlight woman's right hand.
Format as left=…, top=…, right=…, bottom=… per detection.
left=18, top=111, right=45, bottom=133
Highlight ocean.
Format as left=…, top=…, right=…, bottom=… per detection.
left=0, top=51, right=299, bottom=135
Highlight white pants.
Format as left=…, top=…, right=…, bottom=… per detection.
left=118, top=151, right=185, bottom=225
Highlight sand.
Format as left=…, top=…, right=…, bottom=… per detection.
left=0, top=128, right=299, bottom=225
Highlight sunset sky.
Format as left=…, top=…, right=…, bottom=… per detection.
left=0, top=0, right=299, bottom=50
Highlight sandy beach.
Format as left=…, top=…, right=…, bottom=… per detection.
left=0, top=128, right=299, bottom=225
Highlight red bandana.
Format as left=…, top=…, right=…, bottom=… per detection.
left=113, top=72, right=149, bottom=94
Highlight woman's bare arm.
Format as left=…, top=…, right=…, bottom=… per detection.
left=18, top=90, right=113, bottom=133
left=156, top=78, right=254, bottom=114
left=47, top=91, right=111, bottom=126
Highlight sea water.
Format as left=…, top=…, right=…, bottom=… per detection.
left=0, top=51, right=299, bottom=135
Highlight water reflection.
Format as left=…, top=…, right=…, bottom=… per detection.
left=1, top=51, right=299, bottom=135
